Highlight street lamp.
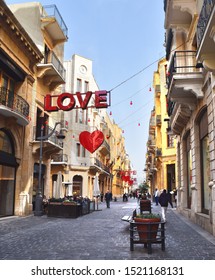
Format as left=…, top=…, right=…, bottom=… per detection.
left=34, top=122, right=65, bottom=216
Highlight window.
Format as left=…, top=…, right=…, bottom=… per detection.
left=82, top=147, right=86, bottom=158
left=77, top=78, right=82, bottom=92
left=167, top=134, right=174, bottom=147
left=199, top=110, right=209, bottom=214
left=85, top=109, right=88, bottom=125
left=84, top=81, right=89, bottom=92
left=185, top=133, right=192, bottom=209
left=79, top=110, right=84, bottom=124
left=76, top=143, right=81, bottom=157
left=0, top=129, right=16, bottom=217
left=0, top=73, right=15, bottom=107
left=75, top=110, right=78, bottom=123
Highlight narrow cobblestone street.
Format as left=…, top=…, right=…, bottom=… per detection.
left=0, top=199, right=215, bottom=260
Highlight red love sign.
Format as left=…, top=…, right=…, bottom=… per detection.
left=79, top=130, right=104, bottom=153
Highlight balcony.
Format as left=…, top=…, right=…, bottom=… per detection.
left=99, top=140, right=110, bottom=156
left=51, top=154, right=68, bottom=165
left=164, top=0, right=194, bottom=29
left=0, top=87, right=30, bottom=126
left=155, top=84, right=161, bottom=97
left=167, top=51, right=203, bottom=107
left=197, top=0, right=215, bottom=71
left=155, top=148, right=162, bottom=157
left=169, top=102, right=192, bottom=135
left=32, top=125, right=63, bottom=155
left=41, top=5, right=68, bottom=46
left=149, top=115, right=156, bottom=128
left=37, top=51, right=66, bottom=90
left=90, top=157, right=111, bottom=175
left=147, top=139, right=156, bottom=148
left=156, top=115, right=162, bottom=126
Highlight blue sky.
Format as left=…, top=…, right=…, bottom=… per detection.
left=6, top=0, right=165, bottom=183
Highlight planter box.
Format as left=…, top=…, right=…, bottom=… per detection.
left=130, top=219, right=165, bottom=254
left=47, top=203, right=82, bottom=218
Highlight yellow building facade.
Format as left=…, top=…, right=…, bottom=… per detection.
left=0, top=1, right=43, bottom=216
left=0, top=1, right=68, bottom=216
left=145, top=58, right=176, bottom=197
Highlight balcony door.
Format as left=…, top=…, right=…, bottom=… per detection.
left=0, top=73, right=15, bottom=108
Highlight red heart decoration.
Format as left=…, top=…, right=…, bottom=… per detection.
left=79, top=130, right=104, bottom=153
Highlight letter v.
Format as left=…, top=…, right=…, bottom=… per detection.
left=76, top=91, right=92, bottom=109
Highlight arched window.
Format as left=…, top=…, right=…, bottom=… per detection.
left=73, top=175, right=83, bottom=196
left=0, top=129, right=13, bottom=154
left=0, top=129, right=16, bottom=166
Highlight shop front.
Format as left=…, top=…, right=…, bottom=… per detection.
left=0, top=129, right=17, bottom=217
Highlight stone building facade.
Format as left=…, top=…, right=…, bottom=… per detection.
left=164, top=0, right=215, bottom=236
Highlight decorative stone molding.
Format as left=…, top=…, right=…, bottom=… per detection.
left=0, top=3, right=43, bottom=64
left=173, top=0, right=196, bottom=17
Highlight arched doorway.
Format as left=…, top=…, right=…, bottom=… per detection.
left=73, top=175, right=83, bottom=197
left=0, top=129, right=17, bottom=217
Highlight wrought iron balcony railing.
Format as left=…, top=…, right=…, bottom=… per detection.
left=93, top=157, right=110, bottom=174
left=197, top=0, right=215, bottom=48
left=167, top=51, right=200, bottom=88
left=167, top=100, right=175, bottom=116
left=51, top=154, right=68, bottom=163
left=42, top=5, right=68, bottom=38
left=33, top=125, right=63, bottom=147
left=156, top=148, right=162, bottom=157
left=101, top=140, right=110, bottom=152
left=43, top=51, right=66, bottom=79
left=0, top=87, right=29, bottom=118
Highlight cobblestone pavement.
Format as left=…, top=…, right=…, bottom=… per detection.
left=0, top=199, right=215, bottom=260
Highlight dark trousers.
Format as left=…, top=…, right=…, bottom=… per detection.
left=106, top=200, right=110, bottom=208
left=155, top=196, right=159, bottom=205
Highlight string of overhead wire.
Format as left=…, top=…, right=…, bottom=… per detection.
left=111, top=82, right=152, bottom=107
left=117, top=99, right=153, bottom=125
left=109, top=39, right=190, bottom=94
left=108, top=39, right=191, bottom=127
left=109, top=57, right=165, bottom=93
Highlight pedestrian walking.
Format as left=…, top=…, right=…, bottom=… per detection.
left=158, top=189, right=173, bottom=222
left=105, top=189, right=112, bottom=208
left=154, top=188, right=160, bottom=206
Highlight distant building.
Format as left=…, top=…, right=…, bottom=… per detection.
left=63, top=54, right=131, bottom=198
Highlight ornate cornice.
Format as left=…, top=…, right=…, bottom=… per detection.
left=0, top=1, right=43, bottom=65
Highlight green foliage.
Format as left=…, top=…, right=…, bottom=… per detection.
left=138, top=182, right=150, bottom=194
left=49, top=198, right=64, bottom=203
left=135, top=213, right=160, bottom=219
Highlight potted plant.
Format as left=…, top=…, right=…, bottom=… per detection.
left=134, top=213, right=161, bottom=241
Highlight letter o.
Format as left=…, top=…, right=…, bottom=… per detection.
left=57, top=93, right=76, bottom=111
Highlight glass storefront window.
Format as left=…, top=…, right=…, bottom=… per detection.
left=0, top=129, right=16, bottom=217
left=0, top=165, right=15, bottom=217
